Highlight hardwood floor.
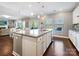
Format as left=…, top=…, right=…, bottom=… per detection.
left=44, top=37, right=79, bottom=56
left=0, top=36, right=79, bottom=56
left=0, top=35, right=13, bottom=56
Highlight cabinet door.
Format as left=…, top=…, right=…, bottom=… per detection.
left=13, top=34, right=22, bottom=55
left=37, top=37, right=43, bottom=56
left=73, top=32, right=76, bottom=46
left=71, top=31, right=76, bottom=46
left=69, top=30, right=71, bottom=39
left=42, top=42, right=46, bottom=54
left=69, top=30, right=76, bottom=46
left=47, top=32, right=51, bottom=48
left=69, top=30, right=73, bottom=40
left=22, top=36, right=36, bottom=56
left=42, top=34, right=47, bottom=54
left=76, top=33, right=79, bottom=51
left=37, top=44, right=43, bottom=56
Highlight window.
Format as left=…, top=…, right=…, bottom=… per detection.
left=29, top=20, right=39, bottom=29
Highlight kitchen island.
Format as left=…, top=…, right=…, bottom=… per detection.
left=11, top=29, right=52, bottom=56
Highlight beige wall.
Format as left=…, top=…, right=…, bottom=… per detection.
left=50, top=12, right=73, bottom=36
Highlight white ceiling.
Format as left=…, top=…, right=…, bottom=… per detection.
left=0, top=2, right=78, bottom=19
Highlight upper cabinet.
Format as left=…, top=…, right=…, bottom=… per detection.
left=73, top=5, right=79, bottom=24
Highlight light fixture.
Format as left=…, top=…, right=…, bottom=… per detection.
left=37, top=15, right=40, bottom=18
left=41, top=16, right=46, bottom=20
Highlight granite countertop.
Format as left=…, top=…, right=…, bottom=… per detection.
left=11, top=29, right=52, bottom=38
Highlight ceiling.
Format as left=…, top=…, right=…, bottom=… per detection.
left=0, top=2, right=78, bottom=19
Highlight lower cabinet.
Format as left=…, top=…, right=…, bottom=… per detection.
left=22, top=36, right=36, bottom=56
left=42, top=42, right=46, bottom=54
left=69, top=30, right=76, bottom=46
left=36, top=37, right=43, bottom=56
left=42, top=34, right=47, bottom=54
left=47, top=32, right=52, bottom=48
left=22, top=32, right=52, bottom=56
left=76, top=33, right=79, bottom=51
left=69, top=30, right=79, bottom=52
left=13, top=31, right=52, bottom=56
left=36, top=32, right=51, bottom=56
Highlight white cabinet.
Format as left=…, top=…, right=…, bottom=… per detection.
left=37, top=37, right=43, bottom=56
left=22, top=36, right=36, bottom=56
left=22, top=31, right=52, bottom=56
left=69, top=30, right=79, bottom=52
left=73, top=5, right=79, bottom=24
left=76, top=33, right=79, bottom=51
left=37, top=44, right=43, bottom=56
left=13, top=33, right=22, bottom=55
left=73, top=32, right=76, bottom=46
left=69, top=30, right=73, bottom=40
left=42, top=34, right=47, bottom=54
left=37, top=34, right=50, bottom=56
left=69, top=30, right=76, bottom=46
left=47, top=32, right=52, bottom=48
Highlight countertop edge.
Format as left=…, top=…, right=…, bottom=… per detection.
left=13, top=30, right=52, bottom=38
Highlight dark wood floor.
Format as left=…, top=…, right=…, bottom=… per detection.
left=0, top=35, right=79, bottom=56
left=0, top=36, right=13, bottom=56
left=44, top=37, right=79, bottom=56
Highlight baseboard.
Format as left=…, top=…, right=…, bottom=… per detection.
left=12, top=51, right=20, bottom=56
left=53, top=35, right=69, bottom=39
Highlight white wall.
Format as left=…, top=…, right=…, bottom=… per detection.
left=49, top=12, right=73, bottom=36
